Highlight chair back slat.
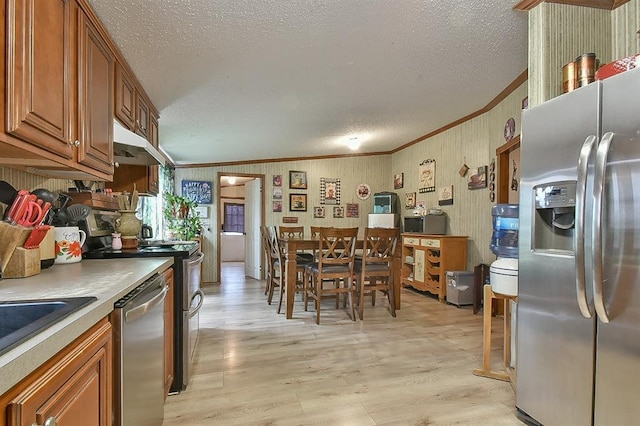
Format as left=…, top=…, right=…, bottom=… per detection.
left=362, top=227, right=399, bottom=266
left=318, top=227, right=358, bottom=267
left=279, top=226, right=304, bottom=239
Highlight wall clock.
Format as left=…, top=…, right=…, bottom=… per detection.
left=356, top=183, right=371, bottom=200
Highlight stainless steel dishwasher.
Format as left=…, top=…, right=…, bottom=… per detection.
left=113, top=273, right=168, bottom=426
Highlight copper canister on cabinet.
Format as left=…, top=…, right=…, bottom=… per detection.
left=563, top=61, right=577, bottom=93
left=576, top=53, right=597, bottom=87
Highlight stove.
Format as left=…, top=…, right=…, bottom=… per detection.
left=83, top=241, right=199, bottom=259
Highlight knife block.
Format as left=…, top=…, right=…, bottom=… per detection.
left=4, top=247, right=41, bottom=278
left=0, top=222, right=32, bottom=275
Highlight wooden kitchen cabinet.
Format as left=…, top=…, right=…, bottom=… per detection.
left=110, top=163, right=159, bottom=195
left=2, top=0, right=114, bottom=180
left=115, top=64, right=137, bottom=131
left=163, top=267, right=175, bottom=399
left=0, top=318, right=113, bottom=426
left=76, top=4, right=115, bottom=176
left=112, top=64, right=160, bottom=195
left=401, top=234, right=468, bottom=302
left=114, top=63, right=155, bottom=141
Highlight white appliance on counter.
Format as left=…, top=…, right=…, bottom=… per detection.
left=367, top=213, right=399, bottom=229
left=517, top=67, right=640, bottom=425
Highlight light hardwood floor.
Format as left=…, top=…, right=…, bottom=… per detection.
left=163, top=262, right=521, bottom=425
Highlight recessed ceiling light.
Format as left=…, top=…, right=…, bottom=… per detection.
left=227, top=177, right=236, bottom=185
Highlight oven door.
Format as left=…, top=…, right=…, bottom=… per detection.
left=181, top=251, right=204, bottom=388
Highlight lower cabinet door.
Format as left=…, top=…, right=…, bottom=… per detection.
left=6, top=320, right=112, bottom=426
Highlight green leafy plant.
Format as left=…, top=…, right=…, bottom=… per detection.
left=163, top=192, right=203, bottom=240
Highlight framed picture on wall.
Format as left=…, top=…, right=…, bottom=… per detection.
left=394, top=173, right=404, bottom=189
left=181, top=180, right=212, bottom=204
left=273, top=187, right=283, bottom=199
left=289, top=171, right=307, bottom=189
left=273, top=201, right=282, bottom=212
left=289, top=193, right=307, bottom=211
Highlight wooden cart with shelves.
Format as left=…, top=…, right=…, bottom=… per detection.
left=401, top=234, right=468, bottom=302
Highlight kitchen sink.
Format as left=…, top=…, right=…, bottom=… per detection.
left=0, top=296, right=97, bottom=356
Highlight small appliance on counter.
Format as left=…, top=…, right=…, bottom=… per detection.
left=367, top=213, right=399, bottom=229
left=403, top=214, right=446, bottom=235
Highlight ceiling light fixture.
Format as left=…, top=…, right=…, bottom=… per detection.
left=227, top=177, right=236, bottom=185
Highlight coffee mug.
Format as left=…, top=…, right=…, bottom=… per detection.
left=54, top=226, right=87, bottom=264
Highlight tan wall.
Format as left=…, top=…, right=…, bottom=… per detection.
left=528, top=3, right=612, bottom=107
left=612, top=0, right=640, bottom=59
left=392, top=82, right=528, bottom=271
left=0, top=168, right=75, bottom=195
left=176, top=155, right=392, bottom=282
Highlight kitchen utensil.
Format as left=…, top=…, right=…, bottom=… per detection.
left=16, top=195, right=48, bottom=226
left=0, top=181, right=18, bottom=206
left=49, top=192, right=73, bottom=226
left=23, top=225, right=51, bottom=249
left=66, top=204, right=91, bottom=225
left=130, top=185, right=139, bottom=211
left=4, top=189, right=29, bottom=223
left=31, top=188, right=57, bottom=204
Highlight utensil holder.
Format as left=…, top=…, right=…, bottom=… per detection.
left=4, top=247, right=41, bottom=278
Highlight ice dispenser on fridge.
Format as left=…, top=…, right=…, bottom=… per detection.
left=533, top=181, right=576, bottom=253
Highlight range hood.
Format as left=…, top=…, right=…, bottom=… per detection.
left=113, top=120, right=165, bottom=166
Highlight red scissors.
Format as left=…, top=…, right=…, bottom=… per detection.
left=6, top=190, right=50, bottom=226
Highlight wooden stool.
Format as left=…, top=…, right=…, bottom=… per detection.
left=473, top=284, right=517, bottom=383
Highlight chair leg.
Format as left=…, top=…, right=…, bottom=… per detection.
left=315, top=279, right=322, bottom=324
left=371, top=281, right=377, bottom=306
left=358, top=276, right=365, bottom=320
left=347, top=277, right=356, bottom=321
left=277, top=279, right=284, bottom=314
left=267, top=278, right=276, bottom=305
left=387, top=276, right=396, bottom=317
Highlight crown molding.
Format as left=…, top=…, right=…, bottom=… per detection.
left=514, top=0, right=630, bottom=11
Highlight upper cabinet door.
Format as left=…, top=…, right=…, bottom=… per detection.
left=76, top=7, right=114, bottom=175
left=115, top=64, right=136, bottom=129
left=135, top=95, right=150, bottom=139
left=5, top=0, right=75, bottom=160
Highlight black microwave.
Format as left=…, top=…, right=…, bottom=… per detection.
left=403, top=215, right=446, bottom=235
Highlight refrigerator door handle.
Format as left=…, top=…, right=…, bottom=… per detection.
left=575, top=135, right=597, bottom=319
left=592, top=131, right=614, bottom=324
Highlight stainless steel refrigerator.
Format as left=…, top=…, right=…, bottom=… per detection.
left=517, top=67, right=640, bottom=425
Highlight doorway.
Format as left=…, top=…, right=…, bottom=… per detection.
left=217, top=173, right=265, bottom=283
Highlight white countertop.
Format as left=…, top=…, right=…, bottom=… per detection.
left=0, top=257, right=173, bottom=394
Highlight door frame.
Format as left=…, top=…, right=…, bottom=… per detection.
left=496, top=135, right=520, bottom=203
left=216, top=172, right=265, bottom=280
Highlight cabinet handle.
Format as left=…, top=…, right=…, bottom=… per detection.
left=43, top=417, right=57, bottom=426
left=74, top=140, right=80, bottom=147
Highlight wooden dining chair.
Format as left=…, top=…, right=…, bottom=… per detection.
left=353, top=227, right=400, bottom=319
left=304, top=227, right=358, bottom=324
left=264, top=226, right=283, bottom=305
left=260, top=225, right=273, bottom=295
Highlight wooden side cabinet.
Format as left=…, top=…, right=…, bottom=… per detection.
left=0, top=318, right=113, bottom=426
left=401, top=234, right=468, bottom=302
left=163, top=267, right=175, bottom=399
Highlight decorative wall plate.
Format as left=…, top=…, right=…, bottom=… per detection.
left=504, top=118, right=516, bottom=141
left=356, top=183, right=371, bottom=200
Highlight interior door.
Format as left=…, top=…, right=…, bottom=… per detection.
left=244, top=178, right=262, bottom=280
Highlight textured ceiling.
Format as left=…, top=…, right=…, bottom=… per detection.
left=87, top=0, right=528, bottom=165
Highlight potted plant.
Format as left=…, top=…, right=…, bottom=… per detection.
left=163, top=193, right=203, bottom=240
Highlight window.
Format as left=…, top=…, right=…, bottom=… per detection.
left=224, top=203, right=244, bottom=233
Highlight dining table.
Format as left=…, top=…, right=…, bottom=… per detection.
left=279, top=236, right=402, bottom=319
